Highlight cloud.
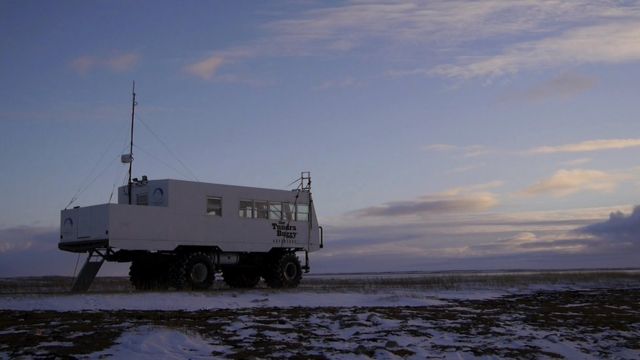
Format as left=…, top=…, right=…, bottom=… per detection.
left=184, top=55, right=225, bottom=80
left=0, top=225, right=129, bottom=277
left=528, top=139, right=640, bottom=154
left=579, top=206, right=640, bottom=245
left=462, top=145, right=491, bottom=158
left=0, top=226, right=57, bottom=254
left=355, top=193, right=498, bottom=217
left=183, top=47, right=258, bottom=80
left=521, top=169, right=628, bottom=197
left=560, top=158, right=592, bottom=167
left=104, top=53, right=140, bottom=72
left=432, top=22, right=640, bottom=79
left=470, top=231, right=595, bottom=255
left=353, top=182, right=501, bottom=217
left=423, top=144, right=457, bottom=152
left=316, top=76, right=361, bottom=90
left=314, top=204, right=637, bottom=273
left=423, top=144, right=492, bottom=158
left=195, top=1, right=640, bottom=82
left=267, top=1, right=640, bottom=56
left=70, top=56, right=96, bottom=74
left=505, top=72, right=596, bottom=102
left=447, top=163, right=486, bottom=174
left=70, top=52, right=140, bottom=74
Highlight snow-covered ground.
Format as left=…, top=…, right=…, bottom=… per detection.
left=1, top=272, right=639, bottom=359
left=0, top=289, right=505, bottom=311
left=86, top=326, right=221, bottom=360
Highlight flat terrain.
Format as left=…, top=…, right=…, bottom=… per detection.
left=1, top=270, right=639, bottom=359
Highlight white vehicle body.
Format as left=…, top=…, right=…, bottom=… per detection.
left=59, top=177, right=323, bottom=291
left=60, top=179, right=322, bottom=253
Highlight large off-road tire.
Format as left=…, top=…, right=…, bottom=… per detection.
left=264, top=253, right=302, bottom=288
left=169, top=252, right=215, bottom=290
left=223, top=268, right=261, bottom=288
left=129, top=257, right=170, bottom=290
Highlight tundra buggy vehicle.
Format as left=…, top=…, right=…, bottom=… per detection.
left=59, top=173, right=323, bottom=291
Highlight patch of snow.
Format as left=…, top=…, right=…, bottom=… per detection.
left=0, top=290, right=457, bottom=311
left=0, top=329, right=26, bottom=335
left=85, top=326, right=226, bottom=359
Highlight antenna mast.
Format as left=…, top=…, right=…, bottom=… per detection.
left=127, top=81, right=136, bottom=205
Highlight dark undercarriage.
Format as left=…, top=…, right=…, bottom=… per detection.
left=63, top=243, right=308, bottom=291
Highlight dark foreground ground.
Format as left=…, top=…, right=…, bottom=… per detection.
left=1, top=287, right=639, bottom=359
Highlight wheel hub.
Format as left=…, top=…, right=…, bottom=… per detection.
left=284, top=262, right=297, bottom=280
left=190, top=263, right=208, bottom=283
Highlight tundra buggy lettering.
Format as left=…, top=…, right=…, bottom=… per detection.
left=272, top=222, right=297, bottom=238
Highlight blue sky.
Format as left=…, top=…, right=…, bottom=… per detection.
left=1, top=1, right=640, bottom=276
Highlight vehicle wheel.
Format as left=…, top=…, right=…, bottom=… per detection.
left=129, top=257, right=169, bottom=290
left=129, top=260, right=151, bottom=290
left=265, top=253, right=302, bottom=288
left=170, top=252, right=215, bottom=290
left=223, top=268, right=260, bottom=288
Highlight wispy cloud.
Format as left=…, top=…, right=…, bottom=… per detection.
left=469, top=231, right=593, bottom=255
left=104, top=53, right=140, bottom=72
left=266, top=1, right=639, bottom=56
left=521, top=169, right=629, bottom=197
left=463, top=145, right=492, bottom=158
left=184, top=55, right=225, bottom=80
left=560, top=158, right=592, bottom=167
left=423, top=144, right=457, bottom=152
left=183, top=47, right=257, bottom=80
left=504, top=72, right=597, bottom=103
left=192, top=1, right=640, bottom=82
left=425, top=138, right=640, bottom=162
left=528, top=139, right=640, bottom=154
left=316, top=76, right=361, bottom=90
left=70, top=52, right=140, bottom=74
left=432, top=22, right=640, bottom=79
left=447, top=163, right=486, bottom=174
left=423, top=144, right=492, bottom=158
left=352, top=182, right=502, bottom=218
left=70, top=56, right=96, bottom=74
left=354, top=193, right=498, bottom=217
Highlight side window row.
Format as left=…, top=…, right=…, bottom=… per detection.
left=206, top=196, right=309, bottom=221
left=240, top=200, right=309, bottom=221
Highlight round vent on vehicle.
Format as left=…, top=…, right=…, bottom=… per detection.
left=152, top=187, right=164, bottom=203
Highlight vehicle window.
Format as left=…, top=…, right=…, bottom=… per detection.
left=239, top=200, right=254, bottom=218
left=206, top=197, right=222, bottom=216
left=283, top=202, right=295, bottom=221
left=296, top=204, right=309, bottom=222
left=269, top=202, right=282, bottom=220
left=256, top=201, right=268, bottom=219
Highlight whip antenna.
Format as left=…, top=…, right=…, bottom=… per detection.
left=122, top=81, right=136, bottom=204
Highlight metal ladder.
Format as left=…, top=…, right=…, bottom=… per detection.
left=71, top=249, right=108, bottom=292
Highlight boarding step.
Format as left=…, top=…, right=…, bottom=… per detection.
left=71, top=251, right=105, bottom=292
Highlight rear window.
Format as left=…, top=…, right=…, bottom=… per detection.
left=206, top=197, right=222, bottom=216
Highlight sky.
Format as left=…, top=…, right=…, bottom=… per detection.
left=1, top=0, right=640, bottom=276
